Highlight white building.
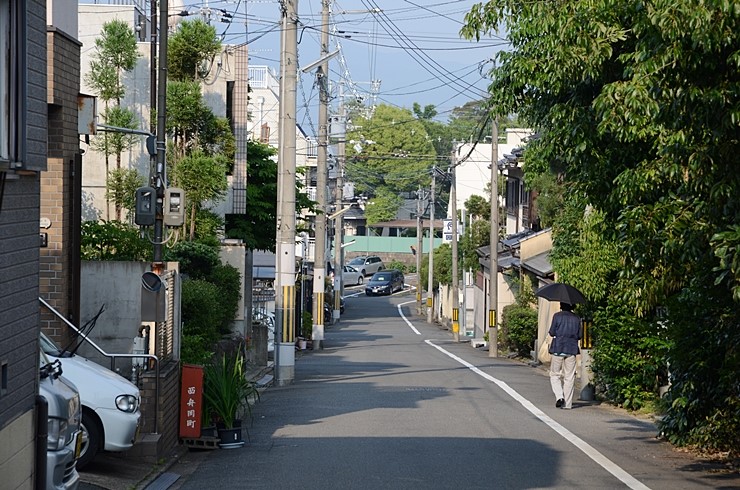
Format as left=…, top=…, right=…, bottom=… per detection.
left=450, top=128, right=534, bottom=236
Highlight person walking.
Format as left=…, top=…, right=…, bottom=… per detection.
left=548, top=302, right=582, bottom=409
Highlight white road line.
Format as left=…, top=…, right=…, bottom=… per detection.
left=424, top=339, right=651, bottom=490
left=397, top=300, right=421, bottom=335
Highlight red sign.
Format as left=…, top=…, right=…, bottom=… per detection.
left=179, top=364, right=204, bottom=438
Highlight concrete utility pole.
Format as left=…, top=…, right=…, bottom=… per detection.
left=416, top=186, right=423, bottom=315
left=275, top=0, right=298, bottom=385
left=427, top=168, right=435, bottom=324
left=488, top=118, right=499, bottom=357
left=311, top=0, right=330, bottom=350
left=333, top=90, right=346, bottom=322
left=450, top=162, right=460, bottom=342
left=152, top=0, right=168, bottom=270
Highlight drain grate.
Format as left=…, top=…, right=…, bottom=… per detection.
left=145, top=472, right=180, bottom=490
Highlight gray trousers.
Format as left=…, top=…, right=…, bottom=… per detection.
left=550, top=355, right=577, bottom=408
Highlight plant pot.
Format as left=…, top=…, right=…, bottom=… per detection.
left=297, top=339, right=307, bottom=350
left=201, top=425, right=218, bottom=438
left=217, top=424, right=244, bottom=449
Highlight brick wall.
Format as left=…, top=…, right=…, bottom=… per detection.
left=40, top=28, right=82, bottom=344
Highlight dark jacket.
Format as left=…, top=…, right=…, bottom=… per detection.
left=548, top=310, right=582, bottom=356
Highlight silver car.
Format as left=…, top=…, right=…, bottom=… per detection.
left=342, top=265, right=364, bottom=286
left=347, top=256, right=384, bottom=276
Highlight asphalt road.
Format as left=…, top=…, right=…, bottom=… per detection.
left=167, top=288, right=738, bottom=490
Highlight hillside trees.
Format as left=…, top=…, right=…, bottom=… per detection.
left=346, top=104, right=435, bottom=223
left=462, top=0, right=740, bottom=454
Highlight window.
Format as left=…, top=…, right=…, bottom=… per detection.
left=0, top=0, right=9, bottom=160
left=260, top=123, right=270, bottom=143
left=0, top=0, right=25, bottom=167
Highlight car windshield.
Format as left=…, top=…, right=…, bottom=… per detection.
left=348, top=258, right=365, bottom=266
left=40, top=332, right=64, bottom=357
left=371, top=273, right=390, bottom=281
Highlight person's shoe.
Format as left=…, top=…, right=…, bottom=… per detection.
left=555, top=398, right=564, bottom=408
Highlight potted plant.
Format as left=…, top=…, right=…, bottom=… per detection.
left=203, top=348, right=258, bottom=448
left=298, top=311, right=312, bottom=349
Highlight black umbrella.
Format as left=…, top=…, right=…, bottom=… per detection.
left=535, top=283, right=586, bottom=305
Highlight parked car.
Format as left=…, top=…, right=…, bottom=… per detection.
left=365, top=270, right=405, bottom=296
left=40, top=333, right=141, bottom=469
left=347, top=255, right=385, bottom=276
left=39, top=352, right=81, bottom=490
left=342, top=265, right=364, bottom=286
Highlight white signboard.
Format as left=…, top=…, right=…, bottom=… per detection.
left=443, top=219, right=463, bottom=242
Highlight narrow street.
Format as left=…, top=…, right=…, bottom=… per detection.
left=162, top=290, right=737, bottom=489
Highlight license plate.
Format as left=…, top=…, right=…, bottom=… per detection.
left=74, top=431, right=83, bottom=460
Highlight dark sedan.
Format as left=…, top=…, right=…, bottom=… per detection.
left=365, top=270, right=404, bottom=296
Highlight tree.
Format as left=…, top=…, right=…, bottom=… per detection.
left=225, top=141, right=278, bottom=251
left=85, top=20, right=139, bottom=106
left=85, top=20, right=140, bottom=220
left=170, top=150, right=229, bottom=240
left=462, top=0, right=740, bottom=453
left=225, top=141, right=317, bottom=251
left=346, top=104, right=435, bottom=219
left=168, top=19, right=221, bottom=82
left=106, top=167, right=145, bottom=224
left=364, top=187, right=403, bottom=225
left=166, top=81, right=211, bottom=157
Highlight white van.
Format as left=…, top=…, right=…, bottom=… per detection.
left=40, top=333, right=141, bottom=469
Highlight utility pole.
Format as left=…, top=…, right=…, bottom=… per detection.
left=149, top=1, right=157, bottom=137
left=275, top=0, right=298, bottom=385
left=333, top=89, right=346, bottom=322
left=152, top=0, right=168, bottom=272
left=488, top=118, right=499, bottom=357
left=450, top=161, right=460, bottom=342
left=427, top=168, right=435, bottom=324
left=312, top=0, right=330, bottom=350
left=416, top=185, right=423, bottom=315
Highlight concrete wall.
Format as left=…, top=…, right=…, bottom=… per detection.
left=219, top=242, right=246, bottom=333
left=77, top=261, right=150, bottom=372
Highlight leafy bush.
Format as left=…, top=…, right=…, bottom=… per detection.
left=80, top=220, right=151, bottom=261
left=208, top=263, right=242, bottom=333
left=501, top=304, right=538, bottom=357
left=181, top=279, right=221, bottom=364
left=658, top=281, right=740, bottom=456
left=386, top=259, right=409, bottom=273
left=165, top=241, right=219, bottom=279
left=590, top=304, right=669, bottom=410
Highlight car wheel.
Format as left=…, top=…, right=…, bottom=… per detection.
left=77, top=408, right=103, bottom=470
left=357, top=276, right=363, bottom=285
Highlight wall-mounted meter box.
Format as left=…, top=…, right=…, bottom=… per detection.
left=164, top=188, right=185, bottom=227
left=135, top=186, right=156, bottom=226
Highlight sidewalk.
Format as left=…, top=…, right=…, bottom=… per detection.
left=78, top=361, right=275, bottom=490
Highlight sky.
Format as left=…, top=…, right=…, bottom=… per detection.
left=175, top=0, right=510, bottom=138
